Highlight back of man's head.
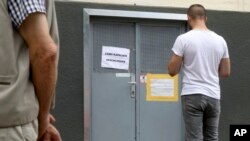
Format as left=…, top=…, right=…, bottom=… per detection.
left=187, top=4, right=207, bottom=20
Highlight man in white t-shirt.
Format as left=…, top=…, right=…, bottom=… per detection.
left=168, top=4, right=230, bottom=141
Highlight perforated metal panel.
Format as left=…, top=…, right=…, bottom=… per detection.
left=93, top=22, right=135, bottom=73
left=91, top=21, right=136, bottom=141
left=140, top=25, right=180, bottom=73
left=91, top=20, right=186, bottom=141
left=138, top=23, right=186, bottom=141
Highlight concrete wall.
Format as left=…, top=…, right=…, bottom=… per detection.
left=57, top=0, right=250, bottom=12
left=53, top=1, right=250, bottom=141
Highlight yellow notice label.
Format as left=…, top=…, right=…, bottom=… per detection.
left=146, top=74, right=178, bottom=102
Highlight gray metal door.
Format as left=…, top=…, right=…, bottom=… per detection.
left=91, top=22, right=136, bottom=141
left=136, top=23, right=185, bottom=141
left=91, top=20, right=185, bottom=141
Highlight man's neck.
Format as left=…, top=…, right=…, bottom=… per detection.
left=191, top=20, right=208, bottom=30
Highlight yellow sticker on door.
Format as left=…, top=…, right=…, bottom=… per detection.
left=146, top=74, right=178, bottom=101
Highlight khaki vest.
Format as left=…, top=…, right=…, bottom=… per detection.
left=0, top=0, right=59, bottom=127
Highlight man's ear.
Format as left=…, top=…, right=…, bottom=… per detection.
left=187, top=15, right=192, bottom=29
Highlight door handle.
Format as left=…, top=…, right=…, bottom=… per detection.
left=129, top=75, right=136, bottom=98
left=128, top=81, right=136, bottom=84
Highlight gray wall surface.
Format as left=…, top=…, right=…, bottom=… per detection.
left=54, top=1, right=250, bottom=141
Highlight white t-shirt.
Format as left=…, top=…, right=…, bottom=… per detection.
left=172, top=30, right=229, bottom=99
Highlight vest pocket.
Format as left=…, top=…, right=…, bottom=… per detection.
left=0, top=76, right=13, bottom=85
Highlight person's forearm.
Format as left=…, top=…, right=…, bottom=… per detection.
left=18, top=12, right=59, bottom=138
left=30, top=41, right=58, bottom=117
left=218, top=58, right=231, bottom=78
left=168, top=63, right=179, bottom=76
left=168, top=54, right=183, bottom=77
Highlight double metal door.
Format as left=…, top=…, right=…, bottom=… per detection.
left=91, top=20, right=185, bottom=141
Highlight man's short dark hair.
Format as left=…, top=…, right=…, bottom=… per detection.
left=187, top=4, right=207, bottom=19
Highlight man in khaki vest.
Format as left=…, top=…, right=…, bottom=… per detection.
left=0, top=0, right=61, bottom=140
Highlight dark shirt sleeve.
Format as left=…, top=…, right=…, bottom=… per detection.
left=8, top=0, right=46, bottom=29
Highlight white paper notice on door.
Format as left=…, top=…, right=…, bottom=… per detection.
left=101, top=46, right=130, bottom=70
left=151, top=79, right=174, bottom=96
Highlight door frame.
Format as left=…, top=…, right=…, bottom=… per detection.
left=83, top=8, right=187, bottom=141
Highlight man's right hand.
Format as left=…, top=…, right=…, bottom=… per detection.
left=38, top=113, right=49, bottom=139
left=38, top=114, right=55, bottom=139
left=38, top=123, right=62, bottom=141
left=38, top=114, right=61, bottom=141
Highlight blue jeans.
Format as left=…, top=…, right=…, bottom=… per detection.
left=181, top=94, right=221, bottom=141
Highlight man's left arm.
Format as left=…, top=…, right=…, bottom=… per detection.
left=219, top=58, right=230, bottom=77
left=19, top=12, right=58, bottom=139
